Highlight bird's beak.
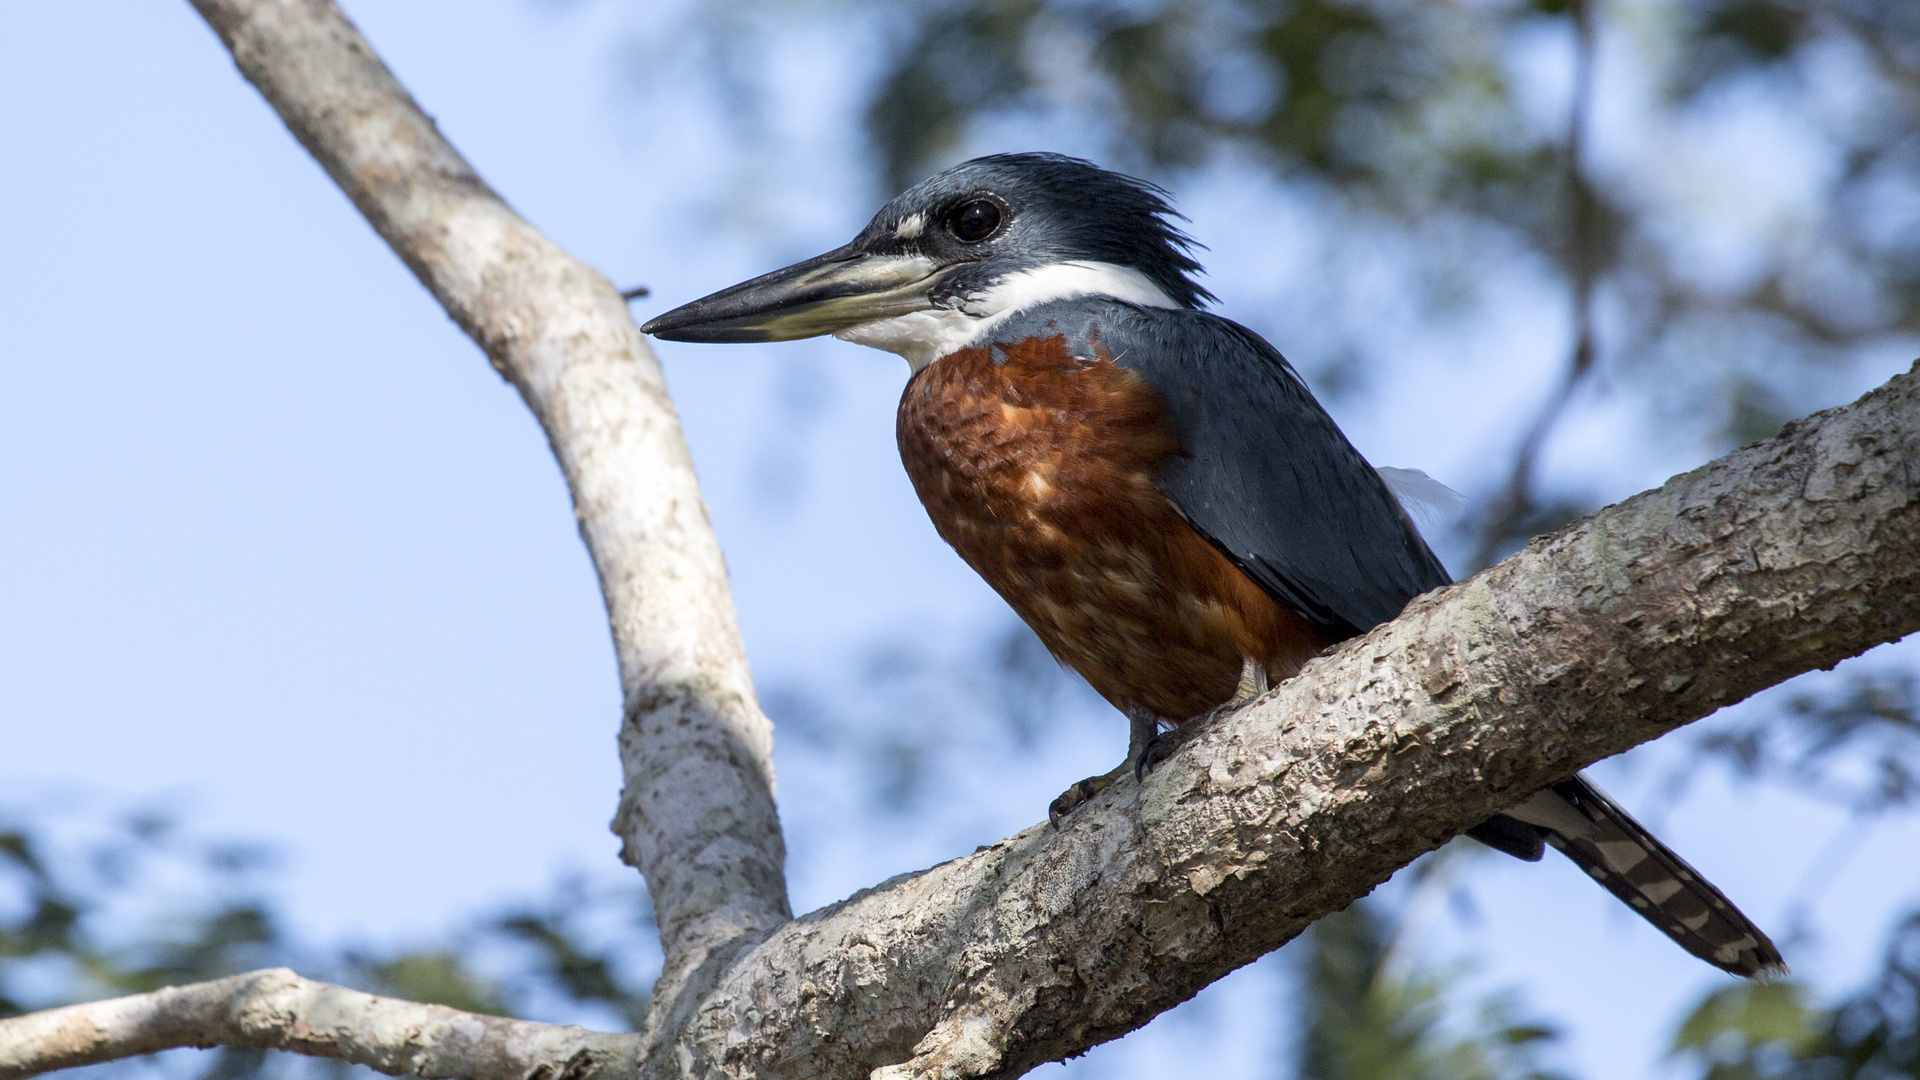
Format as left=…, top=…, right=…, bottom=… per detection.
left=641, top=248, right=945, bottom=343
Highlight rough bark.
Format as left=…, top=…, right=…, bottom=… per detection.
left=662, top=362, right=1920, bottom=1080
left=4, top=2, right=1915, bottom=1078
left=5, top=357, right=1915, bottom=1079
left=183, top=0, right=793, bottom=1014
left=0, top=971, right=634, bottom=1080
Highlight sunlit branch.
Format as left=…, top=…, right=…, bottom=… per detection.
left=2, top=358, right=1915, bottom=1079
left=0, top=969, right=637, bottom=1080
left=183, top=0, right=791, bottom=1016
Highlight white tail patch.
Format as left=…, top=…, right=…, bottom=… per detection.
left=1506, top=788, right=1600, bottom=838
left=1595, top=839, right=1650, bottom=873
left=1377, top=467, right=1466, bottom=530
left=1640, top=879, right=1684, bottom=905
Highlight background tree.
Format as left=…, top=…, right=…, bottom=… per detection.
left=1, top=1, right=1918, bottom=1079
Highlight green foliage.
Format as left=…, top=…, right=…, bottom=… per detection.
left=866, top=0, right=1045, bottom=195
left=1692, top=671, right=1920, bottom=813
left=1299, top=898, right=1567, bottom=1080
left=1680, top=0, right=1812, bottom=94
left=1672, top=982, right=1826, bottom=1080
left=1670, top=916, right=1920, bottom=1079
left=0, top=808, right=657, bottom=1077
left=0, top=813, right=291, bottom=1080
left=0, top=814, right=283, bottom=1018
left=855, top=0, right=1920, bottom=560
left=484, top=876, right=654, bottom=1032
left=867, top=0, right=1554, bottom=223
left=358, top=951, right=508, bottom=1017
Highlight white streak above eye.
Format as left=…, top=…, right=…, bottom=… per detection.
left=834, top=260, right=1178, bottom=373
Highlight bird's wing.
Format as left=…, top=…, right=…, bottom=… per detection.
left=1100, top=303, right=1452, bottom=638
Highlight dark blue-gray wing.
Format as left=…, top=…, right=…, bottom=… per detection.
left=1100, top=302, right=1451, bottom=638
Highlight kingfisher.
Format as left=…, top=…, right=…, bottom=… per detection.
left=642, top=153, right=1783, bottom=979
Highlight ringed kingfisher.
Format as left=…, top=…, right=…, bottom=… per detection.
left=642, top=153, right=1783, bottom=980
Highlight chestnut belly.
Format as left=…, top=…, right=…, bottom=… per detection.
left=896, top=335, right=1331, bottom=722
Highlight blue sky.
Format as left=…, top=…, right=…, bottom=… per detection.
left=3, top=3, right=1917, bottom=1079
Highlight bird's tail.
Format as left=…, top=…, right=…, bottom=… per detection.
left=1483, top=773, right=1786, bottom=980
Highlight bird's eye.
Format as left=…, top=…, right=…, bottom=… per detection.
left=950, top=199, right=1003, bottom=243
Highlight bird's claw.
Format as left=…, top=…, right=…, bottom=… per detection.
left=1133, top=730, right=1176, bottom=782
left=1135, top=671, right=1267, bottom=783
left=1048, top=773, right=1116, bottom=828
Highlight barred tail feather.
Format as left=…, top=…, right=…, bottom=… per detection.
left=1501, top=774, right=1786, bottom=980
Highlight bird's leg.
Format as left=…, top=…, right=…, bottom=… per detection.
left=1135, top=657, right=1269, bottom=781
left=1127, top=707, right=1165, bottom=762
left=1048, top=708, right=1164, bottom=828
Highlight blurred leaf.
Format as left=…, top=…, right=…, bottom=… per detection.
left=1695, top=671, right=1920, bottom=813
left=867, top=0, right=1044, bottom=193
left=1299, top=898, right=1567, bottom=1080
left=1670, top=914, right=1920, bottom=1080
left=368, top=951, right=508, bottom=1016
left=868, top=0, right=1550, bottom=224
left=1673, top=982, right=1824, bottom=1059
left=1677, top=0, right=1811, bottom=98
left=0, top=804, right=660, bottom=1072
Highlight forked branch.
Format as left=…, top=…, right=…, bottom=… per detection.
left=185, top=0, right=792, bottom=1016
left=2, top=1, right=1915, bottom=1078
left=5, top=362, right=1916, bottom=1077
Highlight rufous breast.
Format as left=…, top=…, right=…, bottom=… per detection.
left=895, top=332, right=1329, bottom=722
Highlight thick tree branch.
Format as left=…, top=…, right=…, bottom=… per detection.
left=183, top=0, right=791, bottom=1007
left=659, top=363, right=1920, bottom=1080
left=11, top=2, right=1908, bottom=1078
left=0, top=969, right=635, bottom=1080
left=7, top=365, right=1914, bottom=1080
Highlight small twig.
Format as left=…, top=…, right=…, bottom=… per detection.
left=1470, top=0, right=1602, bottom=570
left=1779, top=810, right=1877, bottom=944
left=0, top=969, right=638, bottom=1080
left=620, top=285, right=651, bottom=300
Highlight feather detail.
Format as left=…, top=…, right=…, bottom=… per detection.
left=1505, top=775, right=1787, bottom=980
left=1376, top=466, right=1466, bottom=530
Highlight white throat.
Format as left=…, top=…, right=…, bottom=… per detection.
left=833, top=261, right=1178, bottom=373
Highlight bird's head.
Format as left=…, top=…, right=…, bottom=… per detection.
left=641, top=153, right=1213, bottom=370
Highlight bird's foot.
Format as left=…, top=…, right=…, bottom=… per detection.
left=1132, top=727, right=1186, bottom=781
left=1048, top=768, right=1123, bottom=828
left=1049, top=708, right=1167, bottom=827
left=1135, top=658, right=1269, bottom=782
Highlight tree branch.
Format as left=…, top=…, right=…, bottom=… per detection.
left=183, top=0, right=792, bottom=1009
left=659, top=363, right=1920, bottom=1080
left=0, top=969, right=636, bottom=1080
left=8, top=2, right=1910, bottom=1077
left=8, top=363, right=1911, bottom=1079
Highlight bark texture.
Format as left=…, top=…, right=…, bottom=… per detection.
left=663, top=363, right=1920, bottom=1080
left=5, top=1, right=1915, bottom=1078
left=0, top=970, right=634, bottom=1080
left=184, top=0, right=793, bottom=1014
left=5, top=357, right=1915, bottom=1079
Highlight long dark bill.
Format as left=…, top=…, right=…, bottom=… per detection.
left=641, top=248, right=945, bottom=343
